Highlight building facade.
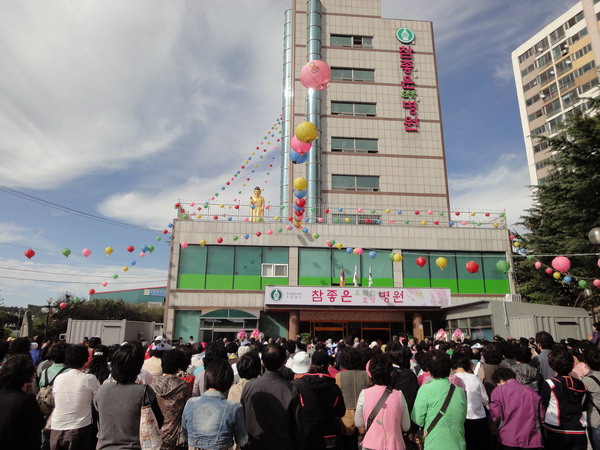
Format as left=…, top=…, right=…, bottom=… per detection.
left=512, top=0, right=600, bottom=185
left=163, top=0, right=516, bottom=344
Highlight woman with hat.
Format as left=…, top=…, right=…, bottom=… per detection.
left=292, top=349, right=346, bottom=449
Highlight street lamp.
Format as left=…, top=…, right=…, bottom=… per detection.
left=589, top=227, right=600, bottom=245
left=42, top=298, right=56, bottom=335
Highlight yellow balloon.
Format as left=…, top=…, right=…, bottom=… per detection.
left=105, top=247, right=113, bottom=255
left=436, top=257, right=448, bottom=270
left=251, top=152, right=255, bottom=155
left=385, top=209, right=391, bottom=213
left=274, top=216, right=280, bottom=221
left=553, top=271, right=561, bottom=279
left=393, top=253, right=403, bottom=262
left=335, top=243, right=343, bottom=249
left=295, top=121, right=318, bottom=143
left=293, top=177, right=308, bottom=190
left=345, top=218, right=351, bottom=223
left=470, top=212, right=476, bottom=216
left=122, top=266, right=129, bottom=272
left=421, top=220, right=427, bottom=226
left=219, top=204, right=224, bottom=208
left=254, top=164, right=258, bottom=167
left=200, top=240, right=206, bottom=246
left=493, top=222, right=499, bottom=228
left=513, top=242, right=521, bottom=247
left=196, top=215, right=202, bottom=219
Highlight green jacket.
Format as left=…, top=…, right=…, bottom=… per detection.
left=411, top=378, right=467, bottom=450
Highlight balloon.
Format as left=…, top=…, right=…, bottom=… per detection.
left=295, top=121, right=318, bottom=143
left=312, top=233, right=319, bottom=239
left=61, top=248, right=71, bottom=257
left=355, top=248, right=363, bottom=255
left=23, top=248, right=35, bottom=259
left=181, top=242, right=188, bottom=249
left=156, top=236, right=162, bottom=241
left=553, top=271, right=561, bottom=279
left=131, top=261, right=136, bottom=266
left=564, top=276, right=572, bottom=284
left=534, top=261, right=542, bottom=269
left=335, top=243, right=343, bottom=249
left=147, top=245, right=154, bottom=252
left=139, top=252, right=145, bottom=257
left=388, top=253, right=395, bottom=261
left=416, top=257, right=427, bottom=267
left=122, top=266, right=129, bottom=272
left=59, top=302, right=67, bottom=309
left=545, top=268, right=553, bottom=274
left=436, top=257, right=448, bottom=270
left=126, top=245, right=135, bottom=253
left=293, top=177, right=308, bottom=191
left=291, top=136, right=312, bottom=155
left=102, top=281, right=108, bottom=287
left=346, top=247, right=353, bottom=254
left=578, top=280, right=587, bottom=288
left=369, top=251, right=377, bottom=259
left=394, top=254, right=403, bottom=262
left=112, top=274, right=118, bottom=279
left=256, top=232, right=262, bottom=237
left=551, top=256, right=571, bottom=273
left=465, top=261, right=479, bottom=273
left=89, top=289, right=95, bottom=295
left=299, top=60, right=331, bottom=90
left=82, top=248, right=92, bottom=258
left=295, top=198, right=306, bottom=208
left=594, top=280, right=600, bottom=288
left=233, top=235, right=239, bottom=241
left=513, top=242, right=520, bottom=247
left=243, top=234, right=249, bottom=239
left=267, top=230, right=273, bottom=235
left=290, top=151, right=309, bottom=164
left=141, top=245, right=149, bottom=252
left=217, top=237, right=223, bottom=243
left=294, top=189, right=307, bottom=198
left=74, top=297, right=80, bottom=303
left=496, top=260, right=510, bottom=274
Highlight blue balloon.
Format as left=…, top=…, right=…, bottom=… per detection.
left=564, top=276, right=572, bottom=283
left=376, top=220, right=382, bottom=225
left=302, top=227, right=309, bottom=233
left=236, top=171, right=240, bottom=174
left=168, top=223, right=173, bottom=228
left=248, top=157, right=252, bottom=160
left=305, top=218, right=310, bottom=223
left=131, top=261, right=136, bottom=266
left=293, top=204, right=302, bottom=211
left=243, top=234, right=249, bottom=239
left=251, top=170, right=255, bottom=173
left=294, top=190, right=307, bottom=198
left=142, top=245, right=149, bottom=252
left=227, top=217, right=233, bottom=221
left=449, top=221, right=455, bottom=226
left=221, top=186, right=225, bottom=190
left=397, top=210, right=403, bottom=215
left=250, top=205, right=255, bottom=209
left=369, top=251, right=377, bottom=259
left=338, top=207, right=344, bottom=212
left=346, top=247, right=353, bottom=254
left=290, top=151, right=308, bottom=164
left=519, top=248, right=527, bottom=255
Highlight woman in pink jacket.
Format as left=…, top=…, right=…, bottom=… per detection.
left=355, top=354, right=411, bottom=450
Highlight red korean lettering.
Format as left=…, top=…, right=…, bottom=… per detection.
left=312, top=290, right=323, bottom=302
left=393, top=290, right=405, bottom=303
left=401, top=75, right=415, bottom=90
left=402, top=100, right=418, bottom=115
left=400, top=60, right=414, bottom=74
left=399, top=46, right=413, bottom=59
left=403, top=116, right=419, bottom=132
left=341, top=290, right=352, bottom=303
left=327, top=290, right=338, bottom=302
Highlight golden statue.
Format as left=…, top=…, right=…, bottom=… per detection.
left=250, top=186, right=265, bottom=222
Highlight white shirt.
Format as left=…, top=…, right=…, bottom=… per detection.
left=454, top=372, right=488, bottom=420
left=51, top=369, right=101, bottom=430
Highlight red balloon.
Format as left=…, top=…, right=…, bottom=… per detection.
left=89, top=289, right=95, bottom=295
left=288, top=217, right=293, bottom=222
left=294, top=209, right=304, bottom=217
left=465, top=261, right=480, bottom=273
left=234, top=205, right=239, bottom=209
left=126, top=246, right=135, bottom=253
left=174, top=203, right=180, bottom=208
left=59, top=302, right=67, bottom=309
left=213, top=215, right=219, bottom=220
left=509, top=235, right=515, bottom=240
left=414, top=211, right=420, bottom=215
left=295, top=198, right=306, bottom=208
left=163, top=230, right=169, bottom=234
left=545, top=268, right=553, bottom=274
left=324, top=209, right=330, bottom=214
left=416, top=257, right=427, bottom=267
left=256, top=232, right=262, bottom=237
left=365, top=219, right=371, bottom=224
left=217, top=237, right=223, bottom=243
left=455, top=212, right=460, bottom=216
left=433, top=221, right=439, bottom=225
left=24, top=249, right=35, bottom=259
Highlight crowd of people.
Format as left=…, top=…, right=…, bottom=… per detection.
left=1, top=325, right=600, bottom=450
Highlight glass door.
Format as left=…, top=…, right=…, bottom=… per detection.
left=312, top=322, right=345, bottom=342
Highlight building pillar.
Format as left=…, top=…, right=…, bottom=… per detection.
left=413, top=312, right=424, bottom=343
left=288, top=310, right=300, bottom=340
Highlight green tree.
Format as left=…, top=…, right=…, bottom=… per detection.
left=516, top=98, right=600, bottom=306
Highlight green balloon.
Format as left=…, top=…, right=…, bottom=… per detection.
left=388, top=253, right=395, bottom=261
left=280, top=205, right=285, bottom=210
left=233, top=235, right=239, bottom=241
left=496, top=260, right=510, bottom=274
left=61, top=248, right=71, bottom=257
left=334, top=218, right=339, bottom=223
left=156, top=236, right=161, bottom=241
left=312, top=233, right=319, bottom=239
left=74, top=296, right=80, bottom=302
left=476, top=222, right=481, bottom=227
left=215, top=193, right=219, bottom=197
left=258, top=217, right=263, bottom=222
left=147, top=245, right=154, bottom=252
left=579, top=280, right=587, bottom=288
left=311, top=208, right=315, bottom=212
left=330, top=240, right=335, bottom=246
left=182, top=214, right=188, bottom=220
left=371, top=209, right=376, bottom=214
left=439, top=211, right=444, bottom=216
left=526, top=255, right=534, bottom=260
left=404, top=220, right=410, bottom=224
left=278, top=228, right=283, bottom=233
left=112, top=274, right=119, bottom=279
left=500, top=213, right=505, bottom=217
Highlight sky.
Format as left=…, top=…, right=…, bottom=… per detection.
left=0, top=0, right=576, bottom=307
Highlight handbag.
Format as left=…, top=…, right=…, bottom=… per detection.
left=139, top=386, right=162, bottom=450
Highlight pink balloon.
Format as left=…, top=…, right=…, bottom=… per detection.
left=267, top=230, right=273, bottom=235
left=181, top=242, right=188, bottom=249
left=355, top=248, right=363, bottom=255
left=461, top=221, right=467, bottom=226
left=357, top=208, right=363, bottom=213
left=300, top=60, right=331, bottom=90
left=102, top=281, right=108, bottom=287
left=190, top=202, right=195, bottom=207
left=244, top=217, right=249, bottom=222
left=534, top=261, right=542, bottom=269
left=59, top=302, right=67, bottom=309
left=598, top=258, right=600, bottom=269
left=139, top=252, right=145, bottom=257
left=389, top=220, right=395, bottom=224
left=291, top=136, right=312, bottom=155
left=82, top=248, right=92, bottom=258
left=286, top=225, right=293, bottom=230
left=594, top=279, right=600, bottom=288
left=551, top=256, right=571, bottom=273
left=317, top=217, right=324, bottom=223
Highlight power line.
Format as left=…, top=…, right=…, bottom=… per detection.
left=0, top=275, right=166, bottom=285
left=0, top=266, right=164, bottom=279
left=0, top=184, right=163, bottom=233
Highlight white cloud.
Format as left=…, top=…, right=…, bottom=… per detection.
left=449, top=153, right=533, bottom=230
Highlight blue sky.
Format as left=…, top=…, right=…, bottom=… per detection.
left=0, top=0, right=575, bottom=307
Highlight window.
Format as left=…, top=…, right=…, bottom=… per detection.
left=575, top=60, right=596, bottom=78
left=331, top=67, right=375, bottom=82
left=521, top=63, right=535, bottom=77
left=549, top=26, right=565, bottom=44
left=543, top=98, right=561, bottom=116
left=561, top=90, right=579, bottom=107
left=330, top=34, right=372, bottom=48
left=531, top=123, right=546, bottom=136
left=523, top=78, right=539, bottom=92
left=331, top=213, right=381, bottom=225
left=261, top=264, right=288, bottom=277
left=526, top=93, right=540, bottom=106
left=528, top=109, right=543, bottom=122
left=332, top=175, right=379, bottom=191
left=573, top=44, right=592, bottom=61
left=533, top=140, right=549, bottom=153
left=535, top=52, right=552, bottom=69
left=331, top=102, right=376, bottom=116
left=577, top=78, right=599, bottom=95
left=331, top=137, right=378, bottom=153
left=538, top=67, right=555, bottom=85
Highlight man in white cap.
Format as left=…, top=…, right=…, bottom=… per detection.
left=150, top=335, right=171, bottom=351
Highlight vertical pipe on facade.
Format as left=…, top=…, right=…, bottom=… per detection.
left=280, top=9, right=293, bottom=210
left=306, top=0, right=322, bottom=219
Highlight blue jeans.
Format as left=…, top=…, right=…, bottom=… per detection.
left=589, top=426, right=600, bottom=450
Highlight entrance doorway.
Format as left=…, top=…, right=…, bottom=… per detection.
left=312, top=322, right=345, bottom=342
left=306, top=321, right=403, bottom=343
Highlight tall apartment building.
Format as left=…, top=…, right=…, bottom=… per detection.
left=512, top=0, right=600, bottom=185
left=161, top=0, right=515, bottom=344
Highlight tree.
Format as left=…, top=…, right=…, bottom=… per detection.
left=516, top=98, right=600, bottom=306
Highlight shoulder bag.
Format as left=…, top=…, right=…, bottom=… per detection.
left=139, top=386, right=162, bottom=450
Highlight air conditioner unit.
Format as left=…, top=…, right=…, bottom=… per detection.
left=550, top=70, right=555, bottom=74
left=537, top=47, right=543, bottom=51
left=540, top=93, right=546, bottom=98
left=566, top=59, right=572, bottom=64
